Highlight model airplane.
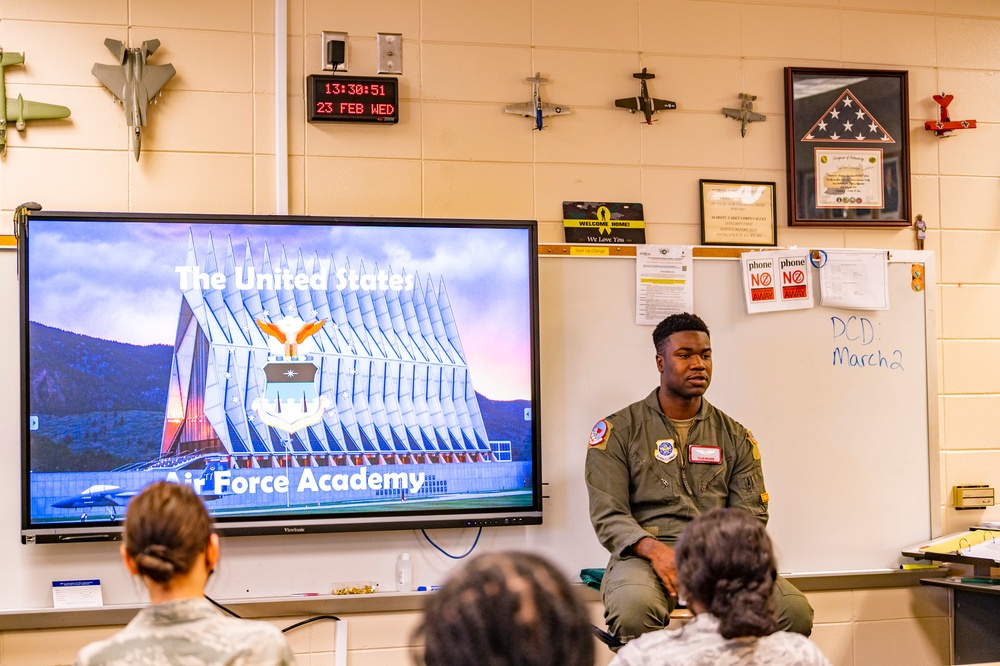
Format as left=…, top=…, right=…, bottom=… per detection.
left=722, top=93, right=766, bottom=137
left=505, top=73, right=571, bottom=130
left=925, top=93, right=976, bottom=137
left=92, top=38, right=175, bottom=160
left=615, top=68, right=675, bottom=124
left=0, top=48, right=71, bottom=157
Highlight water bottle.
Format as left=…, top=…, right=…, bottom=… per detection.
left=396, top=552, right=413, bottom=592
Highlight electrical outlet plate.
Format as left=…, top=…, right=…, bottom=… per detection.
left=377, top=33, right=402, bottom=74
left=322, top=31, right=347, bottom=72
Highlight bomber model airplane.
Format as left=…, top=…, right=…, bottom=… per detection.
left=92, top=38, right=176, bottom=160
left=722, top=93, right=766, bottom=137
left=615, top=68, right=675, bottom=125
left=505, top=72, right=571, bottom=130
left=925, top=93, right=976, bottom=137
left=0, top=48, right=71, bottom=157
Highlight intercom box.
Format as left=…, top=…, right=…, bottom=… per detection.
left=954, top=485, right=995, bottom=510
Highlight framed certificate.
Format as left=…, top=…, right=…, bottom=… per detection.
left=784, top=67, right=910, bottom=227
left=699, top=179, right=777, bottom=246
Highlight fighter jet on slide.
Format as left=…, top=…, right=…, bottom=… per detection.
left=505, top=73, right=571, bottom=130
left=92, top=38, right=175, bottom=160
left=0, top=48, right=71, bottom=156
left=615, top=68, right=675, bottom=125
left=52, top=485, right=138, bottom=520
left=53, top=460, right=230, bottom=522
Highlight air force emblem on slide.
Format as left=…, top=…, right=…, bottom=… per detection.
left=655, top=439, right=677, bottom=464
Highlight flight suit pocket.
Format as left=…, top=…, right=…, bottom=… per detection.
left=636, top=454, right=681, bottom=505
left=736, top=468, right=768, bottom=517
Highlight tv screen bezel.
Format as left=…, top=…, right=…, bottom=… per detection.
left=19, top=211, right=543, bottom=544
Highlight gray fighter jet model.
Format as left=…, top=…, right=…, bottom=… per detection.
left=722, top=93, right=766, bottom=137
left=505, top=73, right=571, bottom=130
left=615, top=68, right=675, bottom=125
left=92, top=38, right=175, bottom=160
left=0, top=48, right=71, bottom=156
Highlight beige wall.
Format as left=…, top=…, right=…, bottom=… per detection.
left=2, top=0, right=998, bottom=664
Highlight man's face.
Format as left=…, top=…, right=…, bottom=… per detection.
left=656, top=330, right=712, bottom=400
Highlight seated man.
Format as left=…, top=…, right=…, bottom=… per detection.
left=586, top=313, right=814, bottom=644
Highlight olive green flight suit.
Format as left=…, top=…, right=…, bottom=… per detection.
left=585, top=388, right=814, bottom=644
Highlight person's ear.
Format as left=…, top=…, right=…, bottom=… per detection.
left=121, top=543, right=139, bottom=576
left=656, top=354, right=665, bottom=372
left=205, top=533, right=220, bottom=575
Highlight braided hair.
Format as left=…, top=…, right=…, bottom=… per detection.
left=123, top=481, right=214, bottom=585
left=676, top=508, right=778, bottom=639
left=415, top=551, right=594, bottom=666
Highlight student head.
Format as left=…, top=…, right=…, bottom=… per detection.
left=652, top=312, right=712, bottom=401
left=121, top=481, right=218, bottom=594
left=416, top=551, right=594, bottom=666
left=676, top=507, right=778, bottom=638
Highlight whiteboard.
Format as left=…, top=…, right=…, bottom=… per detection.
left=533, top=249, right=939, bottom=575
left=0, top=248, right=939, bottom=611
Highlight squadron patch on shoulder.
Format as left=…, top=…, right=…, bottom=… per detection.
left=748, top=430, right=762, bottom=460
left=654, top=439, right=677, bottom=464
left=589, top=420, right=612, bottom=449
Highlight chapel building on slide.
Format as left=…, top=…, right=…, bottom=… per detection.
left=159, top=232, right=497, bottom=469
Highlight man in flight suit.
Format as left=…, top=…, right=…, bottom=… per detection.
left=585, top=312, right=814, bottom=644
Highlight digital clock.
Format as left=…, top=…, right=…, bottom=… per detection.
left=307, top=74, right=399, bottom=124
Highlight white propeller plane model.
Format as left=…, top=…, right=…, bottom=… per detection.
left=505, top=72, right=571, bottom=130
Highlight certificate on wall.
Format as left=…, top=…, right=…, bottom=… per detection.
left=814, top=148, right=884, bottom=208
left=699, top=180, right=777, bottom=246
left=635, top=245, right=693, bottom=325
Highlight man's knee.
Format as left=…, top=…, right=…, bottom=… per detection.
left=602, top=559, right=675, bottom=643
left=773, top=576, right=814, bottom=637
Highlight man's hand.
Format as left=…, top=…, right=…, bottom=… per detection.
left=631, top=537, right=678, bottom=596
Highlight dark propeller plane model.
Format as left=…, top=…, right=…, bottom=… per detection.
left=615, top=68, right=675, bottom=125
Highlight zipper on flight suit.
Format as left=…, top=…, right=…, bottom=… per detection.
left=638, top=455, right=672, bottom=490
left=677, top=446, right=694, bottom=494
left=700, top=466, right=725, bottom=491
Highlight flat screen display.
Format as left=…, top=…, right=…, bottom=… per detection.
left=19, top=212, right=541, bottom=543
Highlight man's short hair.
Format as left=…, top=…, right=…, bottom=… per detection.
left=652, top=313, right=710, bottom=354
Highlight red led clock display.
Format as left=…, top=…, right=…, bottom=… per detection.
left=307, top=75, right=399, bottom=124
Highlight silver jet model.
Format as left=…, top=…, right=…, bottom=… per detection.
left=92, top=38, right=175, bottom=160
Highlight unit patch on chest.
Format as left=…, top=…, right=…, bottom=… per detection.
left=654, top=439, right=677, bottom=464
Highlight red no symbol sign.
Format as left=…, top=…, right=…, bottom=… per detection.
left=791, top=269, right=804, bottom=284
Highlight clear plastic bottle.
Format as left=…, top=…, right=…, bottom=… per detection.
left=396, top=552, right=413, bottom=592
